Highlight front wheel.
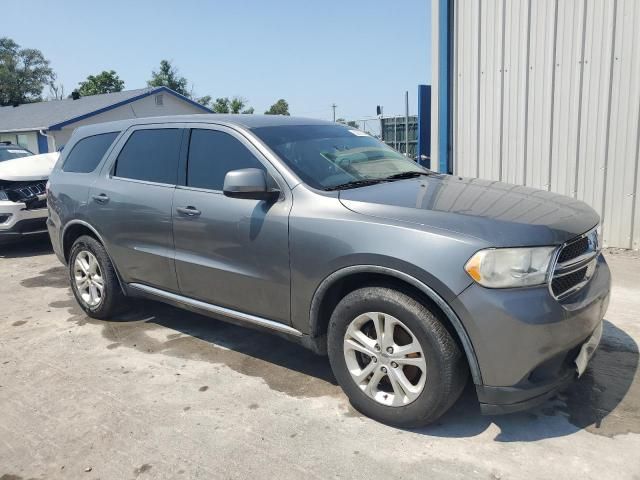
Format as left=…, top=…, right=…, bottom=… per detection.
left=327, top=287, right=468, bottom=427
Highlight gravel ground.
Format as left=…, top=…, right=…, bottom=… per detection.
left=1, top=237, right=639, bottom=480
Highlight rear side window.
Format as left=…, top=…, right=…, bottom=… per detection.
left=114, top=129, right=181, bottom=184
left=62, top=132, right=119, bottom=173
left=187, top=129, right=265, bottom=191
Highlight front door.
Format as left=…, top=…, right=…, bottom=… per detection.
left=172, top=126, right=291, bottom=324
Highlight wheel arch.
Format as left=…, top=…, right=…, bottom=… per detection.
left=309, top=265, right=482, bottom=384
left=61, top=220, right=126, bottom=293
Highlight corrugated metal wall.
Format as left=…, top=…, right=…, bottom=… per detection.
left=452, top=0, right=640, bottom=249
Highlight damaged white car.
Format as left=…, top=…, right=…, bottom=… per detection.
left=0, top=145, right=58, bottom=244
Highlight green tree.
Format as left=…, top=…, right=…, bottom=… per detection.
left=212, top=97, right=230, bottom=113
left=211, top=96, right=254, bottom=114
left=147, top=60, right=189, bottom=97
left=265, top=99, right=290, bottom=115
left=77, top=70, right=124, bottom=96
left=196, top=95, right=212, bottom=108
left=0, top=37, right=55, bottom=106
left=241, top=107, right=255, bottom=114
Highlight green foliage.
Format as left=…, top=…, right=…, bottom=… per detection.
left=211, top=96, right=254, bottom=114
left=196, top=95, right=212, bottom=108
left=212, top=97, right=230, bottom=113
left=265, top=99, right=290, bottom=115
left=0, top=37, right=55, bottom=106
left=77, top=70, right=124, bottom=96
left=147, top=60, right=189, bottom=97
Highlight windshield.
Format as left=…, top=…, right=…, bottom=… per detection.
left=0, top=148, right=32, bottom=162
left=252, top=125, right=427, bottom=190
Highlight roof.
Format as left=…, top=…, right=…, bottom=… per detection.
left=71, top=114, right=335, bottom=137
left=0, top=86, right=211, bottom=133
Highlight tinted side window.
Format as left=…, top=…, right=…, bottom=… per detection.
left=187, top=129, right=265, bottom=191
left=114, top=129, right=181, bottom=184
left=62, top=132, right=119, bottom=173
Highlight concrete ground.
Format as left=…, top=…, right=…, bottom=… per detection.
left=1, top=238, right=639, bottom=480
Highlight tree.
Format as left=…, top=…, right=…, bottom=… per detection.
left=48, top=78, right=65, bottom=100
left=211, top=96, right=254, bottom=114
left=212, top=97, right=230, bottom=113
left=265, top=99, right=290, bottom=115
left=77, top=70, right=124, bottom=96
left=196, top=95, right=212, bottom=108
left=147, top=60, right=189, bottom=97
left=0, top=37, right=55, bottom=106
left=241, top=107, right=255, bottom=114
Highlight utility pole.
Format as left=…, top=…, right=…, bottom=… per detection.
left=405, top=91, right=410, bottom=157
left=331, top=104, right=337, bottom=122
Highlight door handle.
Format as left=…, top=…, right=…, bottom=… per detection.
left=92, top=193, right=109, bottom=204
left=176, top=206, right=201, bottom=217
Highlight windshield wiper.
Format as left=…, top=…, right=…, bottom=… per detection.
left=324, top=179, right=387, bottom=191
left=384, top=171, right=433, bottom=180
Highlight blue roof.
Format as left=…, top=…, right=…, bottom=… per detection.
left=0, top=86, right=211, bottom=133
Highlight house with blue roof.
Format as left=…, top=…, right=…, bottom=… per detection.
left=0, top=86, right=211, bottom=153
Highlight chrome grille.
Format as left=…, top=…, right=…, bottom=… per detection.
left=550, top=228, right=599, bottom=300
left=4, top=181, right=47, bottom=202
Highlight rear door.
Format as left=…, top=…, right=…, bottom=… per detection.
left=88, top=125, right=185, bottom=292
left=172, top=125, right=292, bottom=324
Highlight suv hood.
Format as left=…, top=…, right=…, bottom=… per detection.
left=0, top=152, right=59, bottom=181
left=338, top=174, right=599, bottom=246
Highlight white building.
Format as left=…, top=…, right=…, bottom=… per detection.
left=0, top=86, right=211, bottom=154
left=432, top=0, right=640, bottom=249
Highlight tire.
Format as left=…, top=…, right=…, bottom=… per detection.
left=327, top=287, right=468, bottom=427
left=68, top=235, right=127, bottom=319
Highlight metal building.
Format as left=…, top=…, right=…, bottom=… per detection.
left=431, top=0, right=640, bottom=249
left=380, top=115, right=419, bottom=157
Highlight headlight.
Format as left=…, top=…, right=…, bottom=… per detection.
left=464, top=247, right=556, bottom=288
left=0, top=190, right=8, bottom=201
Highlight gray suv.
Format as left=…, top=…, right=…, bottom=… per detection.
left=47, top=115, right=610, bottom=426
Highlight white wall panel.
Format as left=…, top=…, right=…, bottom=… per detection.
left=452, top=0, right=640, bottom=249
left=477, top=0, right=504, bottom=181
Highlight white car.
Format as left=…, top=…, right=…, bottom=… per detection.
left=0, top=146, right=59, bottom=244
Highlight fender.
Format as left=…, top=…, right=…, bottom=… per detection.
left=309, top=265, right=482, bottom=384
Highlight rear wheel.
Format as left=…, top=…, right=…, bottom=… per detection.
left=327, top=287, right=467, bottom=427
left=69, top=235, right=127, bottom=319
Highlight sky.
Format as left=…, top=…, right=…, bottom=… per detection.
left=6, top=0, right=432, bottom=123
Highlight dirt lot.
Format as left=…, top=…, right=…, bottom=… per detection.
left=1, top=238, right=639, bottom=480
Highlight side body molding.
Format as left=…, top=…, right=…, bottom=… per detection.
left=309, top=265, right=482, bottom=385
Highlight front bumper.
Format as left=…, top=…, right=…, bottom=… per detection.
left=477, top=320, right=603, bottom=414
left=451, top=253, right=611, bottom=414
left=0, top=201, right=48, bottom=243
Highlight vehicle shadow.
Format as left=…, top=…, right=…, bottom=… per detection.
left=0, top=235, right=53, bottom=258
left=33, top=258, right=638, bottom=442
left=91, top=298, right=639, bottom=440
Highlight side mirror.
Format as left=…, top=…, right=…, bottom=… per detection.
left=223, top=168, right=279, bottom=200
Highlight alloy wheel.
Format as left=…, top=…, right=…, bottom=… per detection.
left=73, top=250, right=104, bottom=307
left=343, top=312, right=427, bottom=407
